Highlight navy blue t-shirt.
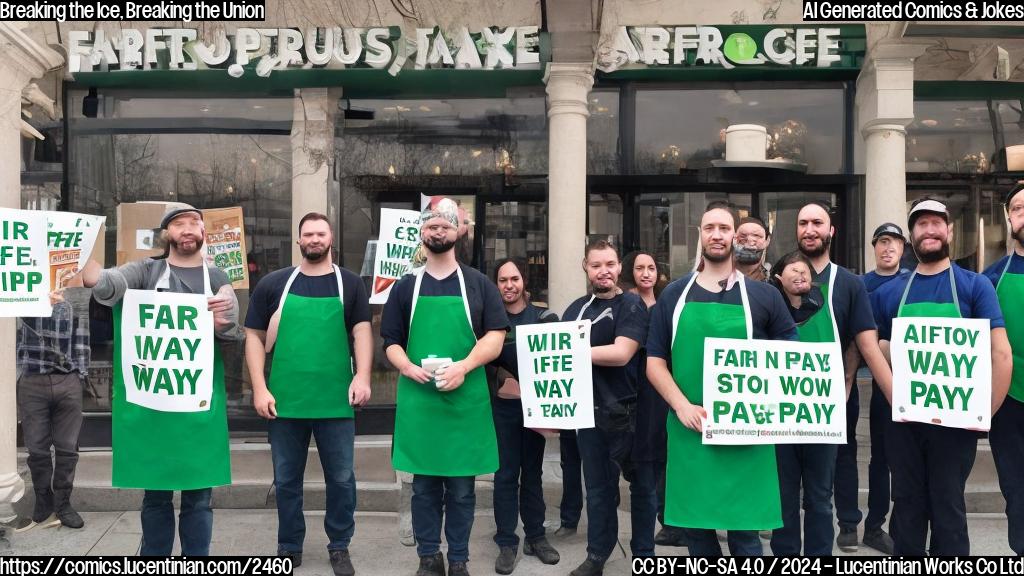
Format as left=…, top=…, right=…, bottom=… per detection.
left=983, top=253, right=1024, bottom=290
left=562, top=292, right=649, bottom=410
left=381, top=265, right=510, bottom=349
left=863, top=269, right=910, bottom=295
left=245, top=266, right=371, bottom=338
left=811, top=264, right=877, bottom=352
left=647, top=273, right=797, bottom=366
left=493, top=303, right=559, bottom=379
left=872, top=264, right=1006, bottom=342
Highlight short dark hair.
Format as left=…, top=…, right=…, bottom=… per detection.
left=493, top=258, right=528, bottom=285
left=770, top=250, right=814, bottom=293
left=704, top=201, right=740, bottom=229
left=298, top=212, right=332, bottom=234
left=738, top=216, right=770, bottom=237
left=584, top=239, right=620, bottom=261
left=799, top=201, right=834, bottom=225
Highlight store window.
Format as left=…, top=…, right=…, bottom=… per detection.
left=908, top=100, right=1024, bottom=174
left=67, top=90, right=293, bottom=416
left=587, top=90, right=620, bottom=175
left=634, top=87, right=845, bottom=175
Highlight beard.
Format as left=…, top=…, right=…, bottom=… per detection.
left=799, top=234, right=831, bottom=259
left=300, top=244, right=329, bottom=262
left=591, top=282, right=614, bottom=294
left=1014, top=225, right=1024, bottom=246
left=169, top=235, right=204, bottom=256
left=914, top=239, right=950, bottom=264
left=702, top=246, right=732, bottom=264
left=424, top=237, right=456, bottom=254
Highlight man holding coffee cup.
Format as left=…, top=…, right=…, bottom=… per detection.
left=382, top=197, right=509, bottom=576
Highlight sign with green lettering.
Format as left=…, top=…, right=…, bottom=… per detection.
left=701, top=337, right=846, bottom=444
left=516, top=320, right=594, bottom=429
left=0, top=208, right=50, bottom=317
left=119, top=290, right=215, bottom=412
left=890, top=317, right=992, bottom=430
left=47, top=211, right=105, bottom=290
left=369, top=208, right=421, bottom=304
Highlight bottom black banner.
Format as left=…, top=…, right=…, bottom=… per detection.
left=632, top=557, right=1024, bottom=576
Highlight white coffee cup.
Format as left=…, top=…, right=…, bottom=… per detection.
left=421, top=357, right=453, bottom=389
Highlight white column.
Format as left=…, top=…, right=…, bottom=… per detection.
left=544, top=63, right=593, bottom=315
left=0, top=23, right=63, bottom=512
left=290, top=87, right=340, bottom=265
left=857, top=42, right=928, bottom=270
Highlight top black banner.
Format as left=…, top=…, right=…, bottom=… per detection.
left=802, top=0, right=1024, bottom=20
left=0, top=0, right=266, bottom=21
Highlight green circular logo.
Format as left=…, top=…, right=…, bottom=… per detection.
left=723, top=33, right=757, bottom=63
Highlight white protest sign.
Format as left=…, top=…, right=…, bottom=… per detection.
left=369, top=208, right=421, bottom=304
left=0, top=208, right=50, bottom=317
left=701, top=337, right=846, bottom=445
left=120, top=290, right=215, bottom=413
left=516, top=320, right=595, bottom=429
left=890, top=317, right=992, bottom=430
left=47, top=211, right=105, bottom=290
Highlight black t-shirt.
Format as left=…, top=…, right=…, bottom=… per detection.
left=810, top=264, right=876, bottom=352
left=244, top=266, right=371, bottom=338
left=493, top=303, right=559, bottom=379
left=562, top=292, right=649, bottom=410
left=381, top=265, right=510, bottom=349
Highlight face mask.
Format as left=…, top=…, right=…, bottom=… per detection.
left=734, top=244, right=764, bottom=265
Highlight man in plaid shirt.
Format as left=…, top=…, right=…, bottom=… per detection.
left=16, top=287, right=91, bottom=530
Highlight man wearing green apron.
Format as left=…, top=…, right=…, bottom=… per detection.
left=983, top=184, right=1024, bottom=555
left=646, top=201, right=797, bottom=557
left=874, top=198, right=1011, bottom=555
left=82, top=204, right=240, bottom=555
left=771, top=202, right=893, bottom=557
left=562, top=240, right=650, bottom=576
left=244, top=213, right=372, bottom=576
left=381, top=198, right=508, bottom=576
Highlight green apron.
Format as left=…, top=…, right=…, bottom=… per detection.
left=392, top=267, right=498, bottom=476
left=112, top=263, right=230, bottom=490
left=798, top=263, right=840, bottom=344
left=267, top=266, right=354, bottom=418
left=995, top=255, right=1024, bottom=402
left=664, top=272, right=782, bottom=530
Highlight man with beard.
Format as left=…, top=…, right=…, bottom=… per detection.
left=382, top=198, right=508, bottom=576
left=646, top=201, right=796, bottom=556
left=561, top=239, right=649, bottom=576
left=983, top=184, right=1024, bottom=555
left=834, top=223, right=908, bottom=555
left=244, top=213, right=372, bottom=575
left=82, top=204, right=240, bottom=555
left=488, top=258, right=561, bottom=574
left=734, top=217, right=772, bottom=282
left=873, top=198, right=1011, bottom=555
left=771, top=202, right=892, bottom=557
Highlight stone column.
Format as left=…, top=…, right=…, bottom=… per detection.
left=544, top=63, right=593, bottom=315
left=857, top=42, right=929, bottom=270
left=0, top=23, right=63, bottom=514
left=291, top=87, right=340, bottom=265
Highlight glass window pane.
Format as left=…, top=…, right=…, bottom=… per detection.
left=907, top=101, right=996, bottom=173
left=587, top=90, right=620, bottom=175
left=482, top=200, right=548, bottom=305
left=635, top=88, right=844, bottom=174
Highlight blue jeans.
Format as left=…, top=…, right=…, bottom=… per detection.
left=576, top=426, right=622, bottom=561
left=412, top=475, right=475, bottom=562
left=269, top=418, right=356, bottom=553
left=991, top=396, right=1024, bottom=555
left=558, top=430, right=583, bottom=529
left=140, top=489, right=212, bottom=555
left=685, top=530, right=762, bottom=557
left=834, top=381, right=892, bottom=532
left=492, top=398, right=547, bottom=548
left=630, top=460, right=658, bottom=557
left=772, top=444, right=837, bottom=556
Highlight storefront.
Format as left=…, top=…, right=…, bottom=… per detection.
left=11, top=14, right=1024, bottom=446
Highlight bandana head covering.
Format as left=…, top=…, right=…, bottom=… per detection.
left=420, top=197, right=460, bottom=229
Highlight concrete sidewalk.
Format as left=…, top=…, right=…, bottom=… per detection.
left=0, top=510, right=1014, bottom=574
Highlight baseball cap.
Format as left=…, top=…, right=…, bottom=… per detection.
left=871, top=222, right=905, bottom=244
left=908, top=199, right=949, bottom=228
left=159, top=204, right=202, bottom=229
left=1005, top=181, right=1024, bottom=208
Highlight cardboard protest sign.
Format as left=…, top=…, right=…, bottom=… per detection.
left=701, top=337, right=846, bottom=445
left=370, top=208, right=421, bottom=304
left=46, top=211, right=105, bottom=290
left=516, top=320, right=595, bottom=429
left=0, top=208, right=50, bottom=317
left=203, top=207, right=249, bottom=290
left=119, top=290, right=215, bottom=413
left=890, top=317, right=992, bottom=430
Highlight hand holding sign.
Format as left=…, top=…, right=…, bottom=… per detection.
left=675, top=401, right=707, bottom=433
